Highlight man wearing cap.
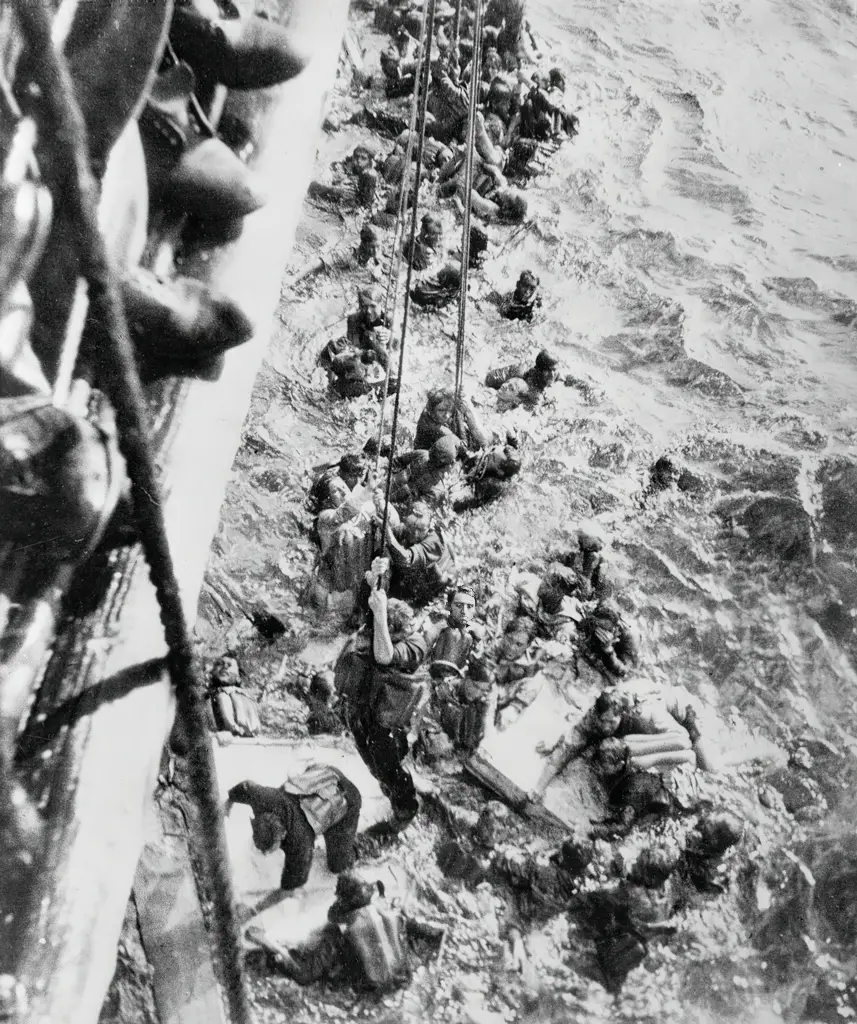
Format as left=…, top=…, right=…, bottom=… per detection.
left=385, top=501, right=455, bottom=605
left=225, top=763, right=362, bottom=891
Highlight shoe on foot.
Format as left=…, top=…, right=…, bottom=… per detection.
left=122, top=266, right=254, bottom=366
left=169, top=3, right=310, bottom=90
left=140, top=63, right=267, bottom=220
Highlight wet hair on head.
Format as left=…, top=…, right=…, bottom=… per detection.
left=352, top=144, right=375, bottom=162
left=630, top=845, right=681, bottom=889
left=358, top=284, right=383, bottom=306
left=310, top=471, right=348, bottom=512
left=558, top=835, right=595, bottom=875
left=425, top=386, right=455, bottom=414
left=408, top=500, right=433, bottom=522
left=328, top=872, right=376, bottom=921
left=535, top=349, right=559, bottom=372
left=448, top=583, right=476, bottom=605
left=429, top=434, right=461, bottom=467
left=496, top=191, right=528, bottom=224
left=594, top=690, right=623, bottom=716
left=518, top=269, right=539, bottom=290
left=595, top=736, right=628, bottom=776
left=695, top=811, right=743, bottom=856
left=339, top=451, right=365, bottom=477
left=386, top=598, right=415, bottom=636
left=548, top=67, right=566, bottom=91
left=537, top=579, right=564, bottom=614
left=251, top=812, right=286, bottom=852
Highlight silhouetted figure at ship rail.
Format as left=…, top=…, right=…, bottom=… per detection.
left=335, top=588, right=430, bottom=835
left=225, top=763, right=362, bottom=891
left=246, top=872, right=444, bottom=991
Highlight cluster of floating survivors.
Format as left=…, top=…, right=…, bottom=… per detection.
left=211, top=0, right=758, bottom=1002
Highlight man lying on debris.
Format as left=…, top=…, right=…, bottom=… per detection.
left=587, top=736, right=700, bottom=840
left=225, top=763, right=362, bottom=891
left=208, top=653, right=260, bottom=738
left=531, top=681, right=724, bottom=800
left=247, top=872, right=444, bottom=991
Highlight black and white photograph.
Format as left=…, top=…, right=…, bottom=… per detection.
left=0, top=0, right=855, bottom=1021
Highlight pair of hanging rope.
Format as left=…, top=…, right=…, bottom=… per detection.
left=378, top=0, right=438, bottom=543
left=454, top=0, right=484, bottom=405
left=373, top=0, right=433, bottom=473
left=10, top=5, right=253, bottom=1023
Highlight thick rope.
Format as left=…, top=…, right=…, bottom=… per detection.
left=374, top=0, right=432, bottom=473
left=379, top=0, right=437, bottom=542
left=451, top=0, right=464, bottom=58
left=454, top=0, right=484, bottom=404
left=10, top=6, right=253, bottom=1023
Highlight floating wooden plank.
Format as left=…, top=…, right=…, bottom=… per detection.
left=465, top=670, right=606, bottom=835
left=3, top=1, right=350, bottom=1020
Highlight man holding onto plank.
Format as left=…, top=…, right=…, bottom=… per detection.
left=532, top=683, right=723, bottom=801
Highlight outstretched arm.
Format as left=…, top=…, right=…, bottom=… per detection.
left=368, top=587, right=394, bottom=665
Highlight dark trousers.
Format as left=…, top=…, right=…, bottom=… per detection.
left=280, top=775, right=363, bottom=890
left=351, top=715, right=418, bottom=821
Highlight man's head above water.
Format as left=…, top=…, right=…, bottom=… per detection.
left=448, top=585, right=477, bottom=628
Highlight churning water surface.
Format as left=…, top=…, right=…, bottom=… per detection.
left=530, top=0, right=857, bottom=441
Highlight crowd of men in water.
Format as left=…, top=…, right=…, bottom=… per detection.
left=215, top=0, right=750, bottom=998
